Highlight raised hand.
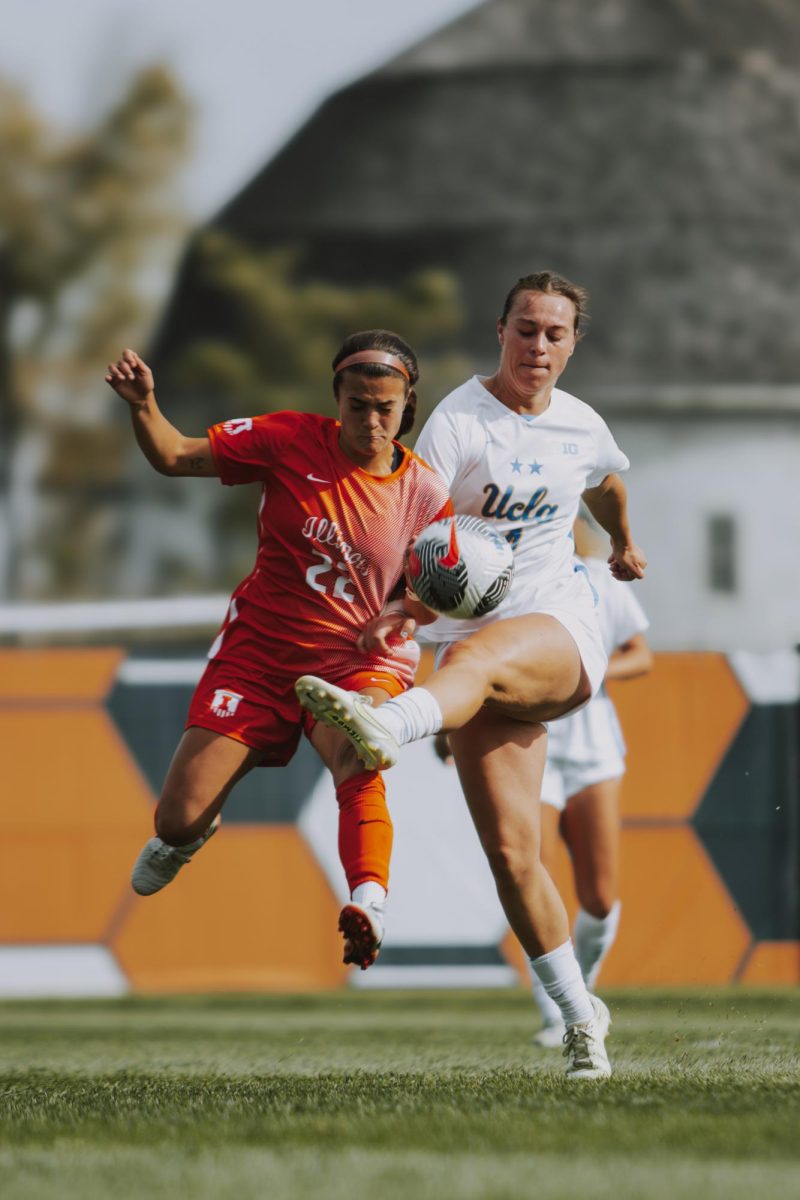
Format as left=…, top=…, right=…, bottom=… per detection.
left=105, top=348, right=155, bottom=407
left=608, top=543, right=647, bottom=581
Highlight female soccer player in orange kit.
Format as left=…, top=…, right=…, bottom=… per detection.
left=106, top=331, right=450, bottom=969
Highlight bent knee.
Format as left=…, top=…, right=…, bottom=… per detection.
left=579, top=675, right=593, bottom=705
left=327, top=741, right=366, bottom=787
left=155, top=797, right=208, bottom=846
left=577, top=883, right=617, bottom=919
left=155, top=810, right=194, bottom=846
left=485, top=842, right=540, bottom=889
left=571, top=672, right=593, bottom=711
left=441, top=637, right=497, bottom=682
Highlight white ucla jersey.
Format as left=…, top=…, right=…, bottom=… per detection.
left=414, top=375, right=629, bottom=642
left=548, top=556, right=649, bottom=765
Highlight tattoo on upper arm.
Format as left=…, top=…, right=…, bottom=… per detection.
left=188, top=457, right=206, bottom=471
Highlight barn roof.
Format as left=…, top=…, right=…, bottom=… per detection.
left=154, top=0, right=800, bottom=395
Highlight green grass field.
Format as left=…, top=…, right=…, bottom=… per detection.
left=1, top=989, right=798, bottom=1199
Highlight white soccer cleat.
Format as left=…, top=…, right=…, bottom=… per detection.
left=131, top=818, right=220, bottom=896
left=338, top=901, right=385, bottom=970
left=563, top=996, right=612, bottom=1080
left=294, top=675, right=400, bottom=770
left=533, top=1019, right=567, bottom=1049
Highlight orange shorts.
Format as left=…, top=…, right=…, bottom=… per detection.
left=185, top=657, right=407, bottom=766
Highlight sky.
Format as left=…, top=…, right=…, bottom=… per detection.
left=2, top=0, right=481, bottom=218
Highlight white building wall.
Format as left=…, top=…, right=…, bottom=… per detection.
left=609, top=416, right=800, bottom=651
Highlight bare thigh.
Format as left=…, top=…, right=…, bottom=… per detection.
left=429, top=614, right=591, bottom=728
left=449, top=710, right=546, bottom=853
left=560, top=776, right=622, bottom=918
left=157, top=726, right=262, bottom=844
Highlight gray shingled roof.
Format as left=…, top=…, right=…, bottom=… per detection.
left=155, top=0, right=800, bottom=395
left=383, top=0, right=800, bottom=71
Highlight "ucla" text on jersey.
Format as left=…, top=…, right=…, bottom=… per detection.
left=481, top=483, right=558, bottom=524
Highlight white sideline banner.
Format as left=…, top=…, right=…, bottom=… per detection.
left=0, top=595, right=229, bottom=635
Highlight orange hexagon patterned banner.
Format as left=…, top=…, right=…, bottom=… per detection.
left=0, top=648, right=797, bottom=994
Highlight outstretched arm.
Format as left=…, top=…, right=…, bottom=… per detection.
left=606, top=632, right=653, bottom=681
left=582, top=473, right=647, bottom=581
left=105, top=348, right=217, bottom=477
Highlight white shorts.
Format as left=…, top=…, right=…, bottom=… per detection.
left=432, top=568, right=608, bottom=709
left=541, top=692, right=627, bottom=811
left=540, top=755, right=625, bottom=812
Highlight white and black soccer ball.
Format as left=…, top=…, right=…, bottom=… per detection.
left=404, top=515, right=515, bottom=619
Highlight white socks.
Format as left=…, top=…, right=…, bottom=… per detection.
left=351, top=881, right=386, bottom=908
left=574, top=901, right=621, bottom=990
left=374, top=687, right=443, bottom=746
left=531, top=973, right=563, bottom=1026
left=530, top=940, right=594, bottom=1026
left=531, top=903, right=622, bottom=1026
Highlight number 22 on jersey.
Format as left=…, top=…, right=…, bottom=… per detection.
left=305, top=549, right=356, bottom=602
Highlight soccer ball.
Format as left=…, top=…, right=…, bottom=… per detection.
left=404, top=515, right=515, bottom=619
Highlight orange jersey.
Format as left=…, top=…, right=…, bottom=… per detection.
left=206, top=411, right=451, bottom=685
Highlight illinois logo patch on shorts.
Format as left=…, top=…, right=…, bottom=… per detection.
left=210, top=688, right=244, bottom=718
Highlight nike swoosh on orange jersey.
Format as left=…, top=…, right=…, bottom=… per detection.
left=307, top=473, right=331, bottom=484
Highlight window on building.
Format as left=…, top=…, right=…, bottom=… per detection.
left=707, top=514, right=737, bottom=594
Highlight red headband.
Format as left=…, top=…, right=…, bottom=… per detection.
left=334, top=350, right=411, bottom=382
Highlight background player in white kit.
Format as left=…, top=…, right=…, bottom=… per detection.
left=532, top=509, right=652, bottom=1047
left=297, top=272, right=647, bottom=1079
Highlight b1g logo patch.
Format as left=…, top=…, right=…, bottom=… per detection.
left=222, top=418, right=252, bottom=435
left=210, top=689, right=243, bottom=718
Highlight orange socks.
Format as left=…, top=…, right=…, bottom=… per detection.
left=335, top=771, right=392, bottom=893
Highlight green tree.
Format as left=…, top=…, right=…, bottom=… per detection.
left=0, top=66, right=191, bottom=600
left=160, top=231, right=467, bottom=424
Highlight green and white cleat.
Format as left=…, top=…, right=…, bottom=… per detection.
left=563, top=996, right=612, bottom=1080
left=294, top=675, right=400, bottom=769
left=131, top=818, right=219, bottom=896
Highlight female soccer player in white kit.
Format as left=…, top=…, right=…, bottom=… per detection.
left=297, top=272, right=647, bottom=1079
left=532, top=511, right=652, bottom=1047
